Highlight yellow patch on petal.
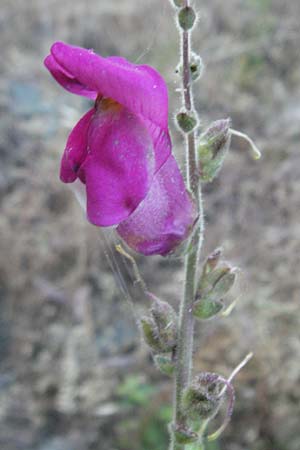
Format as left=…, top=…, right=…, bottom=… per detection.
left=95, top=95, right=123, bottom=112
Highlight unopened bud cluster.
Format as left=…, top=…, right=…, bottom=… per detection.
left=141, top=296, right=177, bottom=375
left=193, top=247, right=237, bottom=320
left=198, top=118, right=232, bottom=182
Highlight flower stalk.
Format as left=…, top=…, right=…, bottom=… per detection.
left=171, top=0, right=204, bottom=448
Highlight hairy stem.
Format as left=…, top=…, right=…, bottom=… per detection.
left=170, top=1, right=204, bottom=449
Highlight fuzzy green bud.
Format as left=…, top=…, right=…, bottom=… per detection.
left=176, top=52, right=204, bottom=82
left=178, top=6, right=196, bottom=30
left=176, top=111, right=198, bottom=133
left=190, top=52, right=204, bottom=81
left=182, top=374, right=222, bottom=420
left=141, top=295, right=178, bottom=354
left=182, top=386, right=219, bottom=420
left=154, top=355, right=175, bottom=377
left=150, top=298, right=178, bottom=351
left=198, top=118, right=232, bottom=182
left=141, top=317, right=164, bottom=353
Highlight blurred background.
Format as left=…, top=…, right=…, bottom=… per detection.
left=1, top=0, right=300, bottom=449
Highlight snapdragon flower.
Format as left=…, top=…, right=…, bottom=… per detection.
left=45, top=42, right=197, bottom=255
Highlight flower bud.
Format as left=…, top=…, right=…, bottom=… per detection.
left=172, top=424, right=198, bottom=444
left=150, top=297, right=178, bottom=351
left=190, top=52, right=204, bottom=81
left=141, top=317, right=164, bottom=353
left=178, top=6, right=197, bottom=30
left=176, top=111, right=198, bottom=134
left=154, top=355, right=175, bottom=377
left=198, top=118, right=232, bottom=182
left=176, top=52, right=204, bottom=82
left=181, top=373, right=222, bottom=420
left=141, top=295, right=178, bottom=353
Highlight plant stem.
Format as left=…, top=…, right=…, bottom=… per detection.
left=170, top=1, right=204, bottom=449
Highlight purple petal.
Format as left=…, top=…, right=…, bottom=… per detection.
left=117, top=156, right=197, bottom=256
left=142, top=119, right=172, bottom=172
left=46, top=42, right=169, bottom=129
left=82, top=103, right=155, bottom=227
left=44, top=55, right=97, bottom=100
left=60, top=108, right=95, bottom=182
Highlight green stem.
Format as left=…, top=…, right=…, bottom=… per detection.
left=198, top=439, right=207, bottom=450
left=170, top=1, right=204, bottom=449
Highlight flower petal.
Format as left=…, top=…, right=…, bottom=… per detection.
left=117, top=155, right=197, bottom=256
left=141, top=118, right=172, bottom=172
left=44, top=55, right=97, bottom=99
left=47, top=41, right=169, bottom=129
left=83, top=105, right=155, bottom=227
left=60, top=108, right=95, bottom=182
left=101, top=57, right=172, bottom=171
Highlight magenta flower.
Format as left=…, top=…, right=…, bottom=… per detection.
left=44, top=42, right=197, bottom=255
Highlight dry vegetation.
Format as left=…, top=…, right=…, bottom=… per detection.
left=1, top=0, right=300, bottom=449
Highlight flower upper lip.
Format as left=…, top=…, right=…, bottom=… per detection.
left=45, top=41, right=169, bottom=129
left=44, top=41, right=172, bottom=174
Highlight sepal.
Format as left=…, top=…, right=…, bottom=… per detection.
left=154, top=355, right=175, bottom=377
left=171, top=424, right=198, bottom=444
left=141, top=294, right=178, bottom=353
left=141, top=317, right=164, bottom=353
left=181, top=374, right=222, bottom=420
left=198, top=118, right=231, bottom=182
left=193, top=298, right=224, bottom=320
left=150, top=296, right=178, bottom=351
